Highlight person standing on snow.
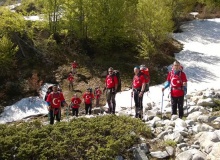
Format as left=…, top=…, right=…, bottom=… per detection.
left=162, top=60, right=187, bottom=119
left=70, top=94, right=82, bottom=117
left=131, top=66, right=146, bottom=119
left=105, top=67, right=118, bottom=114
left=46, top=84, right=68, bottom=124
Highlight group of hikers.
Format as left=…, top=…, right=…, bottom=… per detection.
left=45, top=60, right=187, bottom=125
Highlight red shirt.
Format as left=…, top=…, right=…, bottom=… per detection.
left=105, top=75, right=118, bottom=89
left=94, top=89, right=102, bottom=99
left=71, top=97, right=82, bottom=108
left=46, top=92, right=65, bottom=108
left=72, top=62, right=78, bottom=69
left=132, top=73, right=145, bottom=89
left=167, top=71, right=187, bottom=97
left=83, top=93, right=95, bottom=104
left=67, top=75, right=74, bottom=82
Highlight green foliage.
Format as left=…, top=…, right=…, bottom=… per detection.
left=163, top=140, right=177, bottom=147
left=212, top=98, right=220, bottom=111
left=0, top=115, right=151, bottom=159
left=0, top=8, right=26, bottom=35
left=0, top=35, right=18, bottom=77
left=136, top=0, right=174, bottom=59
left=15, top=0, right=42, bottom=16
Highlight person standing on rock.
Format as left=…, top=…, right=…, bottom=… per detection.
left=94, top=86, right=102, bottom=107
left=162, top=60, right=187, bottom=119
left=67, top=72, right=74, bottom=91
left=131, top=66, right=146, bottom=119
left=70, top=94, right=82, bottom=117
left=71, top=60, right=78, bottom=74
left=46, top=84, right=68, bottom=124
left=82, top=88, right=95, bottom=115
left=105, top=67, right=118, bottom=114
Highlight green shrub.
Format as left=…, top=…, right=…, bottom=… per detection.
left=164, top=140, right=177, bottom=147
left=0, top=116, right=152, bottom=160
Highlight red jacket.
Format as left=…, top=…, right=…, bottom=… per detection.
left=167, top=71, right=187, bottom=97
left=71, top=97, right=82, bottom=108
left=132, top=73, right=145, bottom=89
left=83, top=93, right=95, bottom=104
left=46, top=92, right=65, bottom=108
left=67, top=75, right=74, bottom=82
left=94, top=89, right=102, bottom=99
left=72, top=62, right=78, bottom=69
left=105, top=75, right=118, bottom=89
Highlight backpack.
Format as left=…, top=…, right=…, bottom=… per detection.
left=44, top=86, right=53, bottom=101
left=139, top=65, right=150, bottom=92
left=112, top=70, right=121, bottom=93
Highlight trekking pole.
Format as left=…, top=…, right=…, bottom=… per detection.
left=185, top=96, right=188, bottom=116
left=161, top=92, right=164, bottom=119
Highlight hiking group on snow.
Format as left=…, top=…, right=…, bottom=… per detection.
left=45, top=60, right=187, bottom=124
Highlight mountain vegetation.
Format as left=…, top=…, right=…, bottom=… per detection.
left=0, top=0, right=219, bottom=105
left=0, top=115, right=152, bottom=159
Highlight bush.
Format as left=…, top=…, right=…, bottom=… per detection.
left=0, top=115, right=152, bottom=159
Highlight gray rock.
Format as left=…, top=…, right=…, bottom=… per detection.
left=197, top=115, right=210, bottom=123
left=174, top=118, right=187, bottom=132
left=185, top=120, right=196, bottom=127
left=177, top=143, right=188, bottom=149
left=176, top=149, right=207, bottom=160
left=165, top=146, right=174, bottom=156
left=192, top=123, right=214, bottom=133
left=164, top=132, right=183, bottom=143
left=197, top=98, right=215, bottom=106
left=194, top=131, right=220, bottom=154
left=157, top=131, right=168, bottom=139
left=133, top=147, right=149, bottom=160
left=150, top=151, right=169, bottom=159
left=171, top=115, right=179, bottom=120
left=187, top=111, right=203, bottom=121
left=207, top=142, right=220, bottom=160
left=191, top=145, right=200, bottom=149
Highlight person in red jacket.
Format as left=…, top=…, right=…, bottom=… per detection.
left=105, top=67, right=118, bottom=114
left=70, top=94, right=82, bottom=117
left=71, top=60, right=78, bottom=74
left=94, top=86, right=102, bottom=107
left=131, top=66, right=146, bottom=119
left=67, top=72, right=74, bottom=91
left=162, top=60, right=187, bottom=118
left=82, top=88, right=95, bottom=115
left=46, top=84, right=68, bottom=124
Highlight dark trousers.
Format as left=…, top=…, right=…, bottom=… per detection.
left=171, top=96, right=184, bottom=118
left=134, top=90, right=143, bottom=119
left=106, top=88, right=116, bottom=114
left=85, top=104, right=92, bottom=115
left=49, top=108, right=61, bottom=124
left=72, top=108, right=79, bottom=117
